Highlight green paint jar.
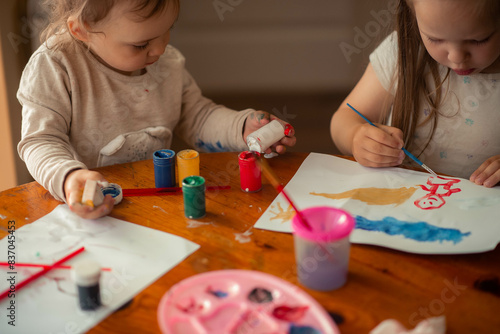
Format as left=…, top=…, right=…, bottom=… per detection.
left=182, top=176, right=206, bottom=219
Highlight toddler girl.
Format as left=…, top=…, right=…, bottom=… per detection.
left=18, top=0, right=296, bottom=219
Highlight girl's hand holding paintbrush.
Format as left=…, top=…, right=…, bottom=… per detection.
left=351, top=122, right=406, bottom=168
left=243, top=110, right=296, bottom=154
left=342, top=103, right=437, bottom=177
left=330, top=68, right=408, bottom=169
left=331, top=96, right=406, bottom=168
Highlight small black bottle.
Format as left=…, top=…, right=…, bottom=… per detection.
left=72, top=259, right=102, bottom=310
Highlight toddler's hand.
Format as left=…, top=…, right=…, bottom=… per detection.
left=64, top=169, right=115, bottom=219
left=352, top=123, right=405, bottom=167
left=243, top=110, right=296, bottom=154
left=470, top=155, right=500, bottom=188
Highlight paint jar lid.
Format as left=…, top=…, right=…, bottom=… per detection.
left=182, top=175, right=205, bottom=188
left=177, top=149, right=199, bottom=160
left=72, top=259, right=101, bottom=287
left=153, top=149, right=176, bottom=165
left=101, top=183, right=123, bottom=205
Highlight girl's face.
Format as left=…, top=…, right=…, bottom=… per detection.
left=83, top=2, right=178, bottom=75
left=413, top=0, right=500, bottom=75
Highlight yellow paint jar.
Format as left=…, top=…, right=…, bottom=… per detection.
left=177, top=149, right=200, bottom=185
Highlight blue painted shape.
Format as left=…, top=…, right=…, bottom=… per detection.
left=355, top=216, right=471, bottom=244
left=289, top=324, right=322, bottom=334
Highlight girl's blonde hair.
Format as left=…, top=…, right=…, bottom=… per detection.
left=41, top=0, right=179, bottom=49
left=387, top=0, right=500, bottom=156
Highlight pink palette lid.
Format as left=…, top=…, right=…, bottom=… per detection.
left=157, top=269, right=340, bottom=334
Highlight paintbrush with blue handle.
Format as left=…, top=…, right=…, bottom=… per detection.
left=346, top=103, right=438, bottom=177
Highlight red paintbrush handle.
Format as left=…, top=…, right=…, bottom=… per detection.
left=277, top=186, right=312, bottom=230
left=0, top=262, right=111, bottom=271
left=123, top=187, right=181, bottom=196
left=256, top=157, right=312, bottom=231
left=122, top=185, right=230, bottom=197
left=0, top=247, right=85, bottom=300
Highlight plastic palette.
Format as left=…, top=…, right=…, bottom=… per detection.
left=157, top=269, right=340, bottom=334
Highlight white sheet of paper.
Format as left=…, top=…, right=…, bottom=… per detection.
left=254, top=153, right=500, bottom=254
left=0, top=205, right=199, bottom=333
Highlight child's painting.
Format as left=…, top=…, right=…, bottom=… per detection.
left=0, top=205, right=199, bottom=333
left=254, top=153, right=500, bottom=254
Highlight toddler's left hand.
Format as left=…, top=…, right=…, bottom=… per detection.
left=243, top=111, right=296, bottom=154
left=470, top=155, right=500, bottom=188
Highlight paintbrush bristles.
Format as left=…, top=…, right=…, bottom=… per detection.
left=250, top=151, right=282, bottom=188
left=257, top=157, right=282, bottom=190
left=422, top=164, right=439, bottom=177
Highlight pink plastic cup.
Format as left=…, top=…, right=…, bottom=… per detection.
left=292, top=206, right=355, bottom=291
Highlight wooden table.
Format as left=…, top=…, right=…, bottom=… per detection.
left=1, top=152, right=499, bottom=333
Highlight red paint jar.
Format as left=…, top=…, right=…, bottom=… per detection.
left=238, top=151, right=262, bottom=192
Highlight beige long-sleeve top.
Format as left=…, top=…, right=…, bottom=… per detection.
left=18, top=39, right=252, bottom=201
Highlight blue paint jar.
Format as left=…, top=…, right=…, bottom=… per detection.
left=153, top=149, right=176, bottom=188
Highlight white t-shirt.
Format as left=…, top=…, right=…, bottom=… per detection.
left=370, top=32, right=500, bottom=178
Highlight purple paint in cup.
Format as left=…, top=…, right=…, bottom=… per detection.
left=292, top=206, right=355, bottom=291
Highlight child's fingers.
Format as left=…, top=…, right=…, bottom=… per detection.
left=64, top=169, right=115, bottom=218
left=243, top=111, right=270, bottom=140
left=376, top=124, right=404, bottom=149
left=251, top=111, right=293, bottom=132
left=283, top=124, right=294, bottom=137
left=470, top=162, right=487, bottom=182
left=354, top=147, right=404, bottom=167
left=270, top=118, right=296, bottom=150
left=470, top=156, right=500, bottom=187
left=353, top=132, right=403, bottom=167
left=472, top=168, right=500, bottom=188
left=266, top=143, right=286, bottom=155
left=67, top=188, right=83, bottom=208
left=360, top=140, right=404, bottom=161
left=244, top=110, right=296, bottom=155
left=250, top=110, right=272, bottom=126
left=352, top=124, right=404, bottom=167
left=274, top=145, right=287, bottom=154
left=264, top=124, right=296, bottom=155
left=69, top=195, right=114, bottom=219
left=246, top=110, right=294, bottom=134
left=280, top=134, right=296, bottom=147
left=483, top=172, right=500, bottom=188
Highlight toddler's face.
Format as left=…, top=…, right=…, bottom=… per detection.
left=85, top=2, right=178, bottom=75
left=413, top=0, right=500, bottom=75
